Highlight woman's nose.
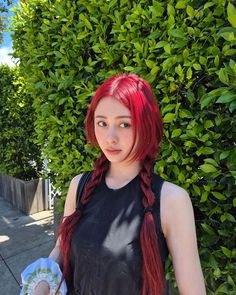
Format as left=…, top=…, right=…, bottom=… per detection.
left=106, top=127, right=118, bottom=143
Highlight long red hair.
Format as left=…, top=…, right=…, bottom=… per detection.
left=58, top=73, right=165, bottom=294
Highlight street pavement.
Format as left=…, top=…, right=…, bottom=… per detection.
left=0, top=197, right=54, bottom=294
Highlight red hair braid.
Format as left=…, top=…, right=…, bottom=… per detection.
left=58, top=154, right=109, bottom=285
left=139, top=157, right=165, bottom=295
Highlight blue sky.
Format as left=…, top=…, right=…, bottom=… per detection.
left=0, top=0, right=20, bottom=66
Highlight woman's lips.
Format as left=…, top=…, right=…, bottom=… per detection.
left=105, top=149, right=121, bottom=155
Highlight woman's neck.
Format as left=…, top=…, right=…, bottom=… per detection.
left=106, top=161, right=142, bottom=182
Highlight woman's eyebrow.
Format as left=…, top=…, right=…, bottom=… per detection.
left=95, top=115, right=131, bottom=119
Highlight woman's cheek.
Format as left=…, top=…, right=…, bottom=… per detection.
left=95, top=128, right=104, bottom=142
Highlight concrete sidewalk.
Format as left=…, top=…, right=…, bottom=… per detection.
left=0, top=197, right=54, bottom=294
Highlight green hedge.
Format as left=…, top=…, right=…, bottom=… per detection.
left=0, top=65, right=43, bottom=180
left=12, top=0, right=236, bottom=293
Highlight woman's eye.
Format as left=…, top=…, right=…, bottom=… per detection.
left=97, top=121, right=106, bottom=127
left=120, top=122, right=131, bottom=128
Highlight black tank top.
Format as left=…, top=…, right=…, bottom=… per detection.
left=67, top=173, right=169, bottom=295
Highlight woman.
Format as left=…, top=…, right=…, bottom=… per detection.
left=22, top=73, right=206, bottom=295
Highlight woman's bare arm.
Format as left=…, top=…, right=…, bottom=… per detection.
left=32, top=174, right=82, bottom=294
left=49, top=173, right=83, bottom=263
left=161, top=182, right=206, bottom=295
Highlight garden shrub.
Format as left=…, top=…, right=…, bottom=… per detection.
left=12, top=0, right=236, bottom=293
left=0, top=65, right=43, bottom=180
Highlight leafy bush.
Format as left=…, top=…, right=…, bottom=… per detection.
left=12, top=0, right=236, bottom=293
left=0, top=65, right=43, bottom=180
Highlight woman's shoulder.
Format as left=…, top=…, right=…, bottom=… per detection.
left=63, top=173, right=84, bottom=216
left=152, top=174, right=189, bottom=201
left=71, top=173, right=83, bottom=183
left=156, top=176, right=193, bottom=238
left=162, top=179, right=189, bottom=200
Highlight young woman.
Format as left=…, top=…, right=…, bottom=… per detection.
left=22, top=73, right=206, bottom=295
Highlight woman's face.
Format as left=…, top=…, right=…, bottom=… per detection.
left=94, top=96, right=136, bottom=164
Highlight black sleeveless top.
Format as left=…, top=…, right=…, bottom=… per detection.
left=67, top=173, right=169, bottom=295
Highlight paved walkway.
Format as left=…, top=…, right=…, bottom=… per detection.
left=0, top=197, right=54, bottom=294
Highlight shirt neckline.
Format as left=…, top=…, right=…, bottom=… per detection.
left=103, top=174, right=139, bottom=192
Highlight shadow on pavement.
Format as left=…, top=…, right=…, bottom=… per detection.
left=0, top=197, right=54, bottom=294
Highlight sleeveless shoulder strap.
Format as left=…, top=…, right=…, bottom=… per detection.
left=151, top=174, right=165, bottom=231
left=151, top=173, right=165, bottom=203
left=76, top=171, right=92, bottom=207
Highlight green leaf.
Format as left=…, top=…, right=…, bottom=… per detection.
left=134, top=42, right=143, bottom=52
left=145, top=60, right=156, bottom=68
left=233, top=197, right=236, bottom=207
left=205, top=158, right=219, bottom=166
left=167, top=4, right=175, bottom=16
left=200, top=164, right=217, bottom=173
left=214, top=55, right=220, bottom=67
left=213, top=268, right=221, bottom=278
left=175, top=64, right=183, bottom=76
left=164, top=44, right=171, bottom=54
left=227, top=3, right=236, bottom=28
left=77, top=32, right=89, bottom=40
left=204, top=120, right=214, bottom=129
left=179, top=109, right=192, bottom=118
left=221, top=246, right=232, bottom=258
left=163, top=113, right=176, bottom=123
left=171, top=129, right=181, bottom=138
left=123, top=66, right=134, bottom=71
left=186, top=67, right=192, bottom=79
left=220, top=151, right=230, bottom=160
left=216, top=282, right=228, bottom=293
left=162, top=104, right=176, bottom=114
left=151, top=66, right=160, bottom=75
left=169, top=28, right=185, bottom=39
left=155, top=41, right=168, bottom=48
left=227, top=2, right=236, bottom=15
left=219, top=28, right=236, bottom=41
left=204, top=2, right=215, bottom=9
left=92, top=44, right=101, bottom=53
left=201, top=223, right=215, bottom=235
left=192, top=184, right=200, bottom=196
left=79, top=13, right=93, bottom=30
left=225, top=213, right=236, bottom=222
left=162, top=57, right=175, bottom=71
left=219, top=68, right=229, bottom=84
left=199, top=56, right=207, bottom=65
left=212, top=191, right=226, bottom=200
left=229, top=101, right=236, bottom=112
left=200, top=191, right=208, bottom=202
left=200, top=94, right=216, bottom=109
left=216, top=93, right=236, bottom=103
left=49, top=115, right=63, bottom=125
left=167, top=15, right=175, bottom=26
left=183, top=49, right=189, bottom=59
left=176, top=1, right=187, bottom=9
left=186, top=5, right=194, bottom=17
left=122, top=55, right=128, bottom=64
left=209, top=255, right=218, bottom=269
left=196, top=147, right=214, bottom=156
left=218, top=229, right=229, bottom=237
left=227, top=275, right=235, bottom=286
left=193, top=63, right=201, bottom=70
left=224, top=49, right=236, bottom=56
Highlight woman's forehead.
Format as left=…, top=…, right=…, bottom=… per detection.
left=94, top=96, right=131, bottom=118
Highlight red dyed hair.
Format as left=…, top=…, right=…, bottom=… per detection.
left=58, top=73, right=165, bottom=295
left=86, top=73, right=163, bottom=162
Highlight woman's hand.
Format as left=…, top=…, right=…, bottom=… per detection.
left=32, top=280, right=50, bottom=295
